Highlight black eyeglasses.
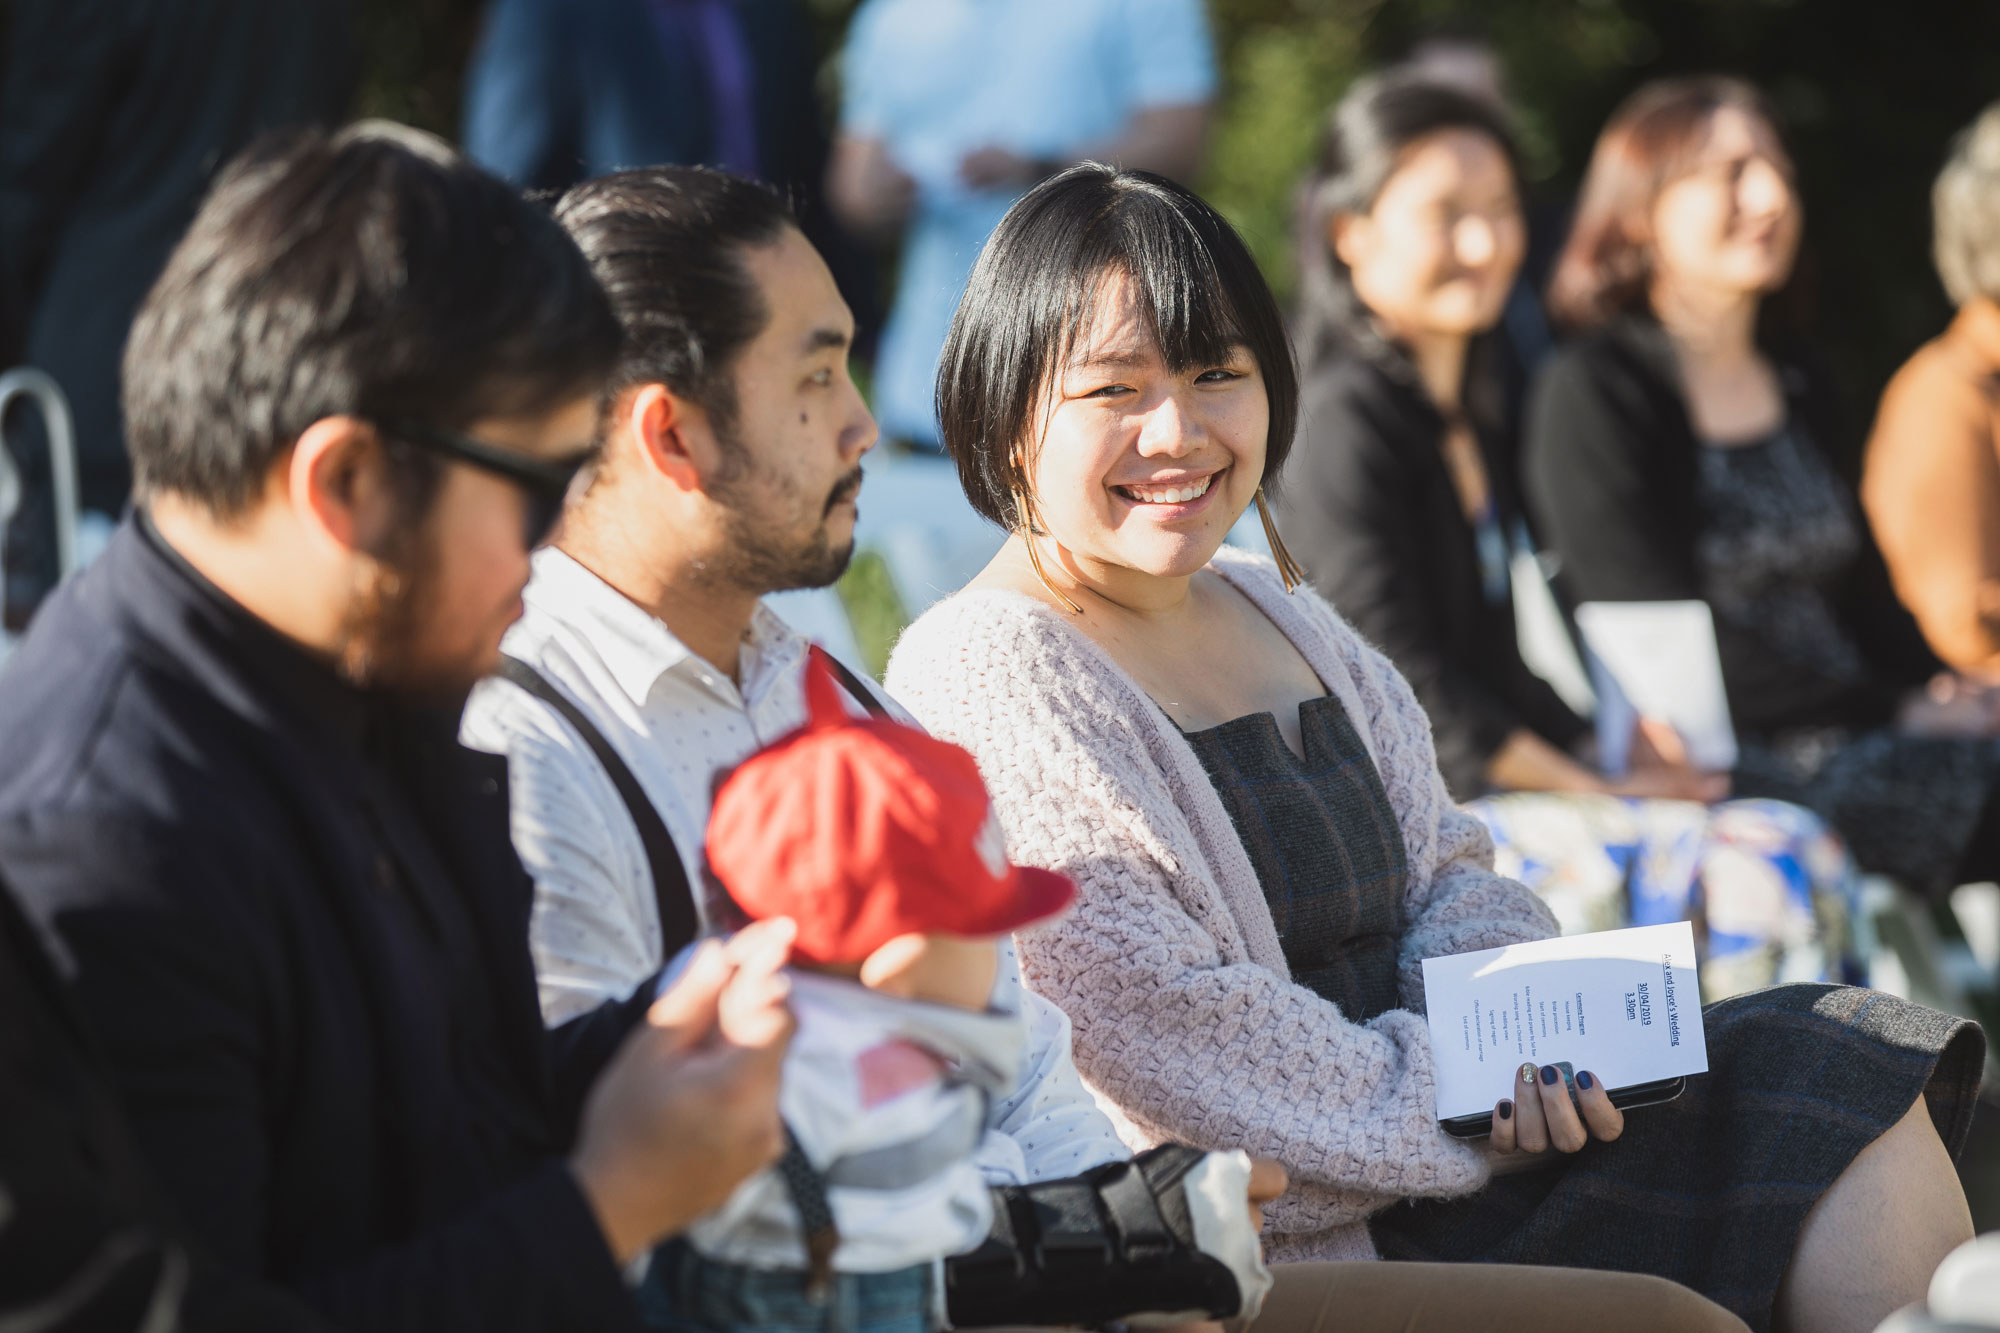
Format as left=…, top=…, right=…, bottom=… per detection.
left=379, top=418, right=594, bottom=550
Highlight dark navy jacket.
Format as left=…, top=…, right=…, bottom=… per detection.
left=0, top=871, right=339, bottom=1331
left=0, top=516, right=653, bottom=1332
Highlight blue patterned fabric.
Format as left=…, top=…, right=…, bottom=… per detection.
left=1466, top=793, right=1864, bottom=1001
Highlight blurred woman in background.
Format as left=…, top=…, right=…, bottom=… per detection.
left=1526, top=76, right=2000, bottom=898
left=1865, top=101, right=2000, bottom=681
left=1277, top=71, right=1859, bottom=998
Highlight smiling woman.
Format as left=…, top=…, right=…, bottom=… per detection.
left=935, top=163, right=1302, bottom=609
left=888, top=162, right=1983, bottom=1333
left=1527, top=78, right=2000, bottom=897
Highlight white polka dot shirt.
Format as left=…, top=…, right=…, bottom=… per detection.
left=461, top=548, right=1128, bottom=1185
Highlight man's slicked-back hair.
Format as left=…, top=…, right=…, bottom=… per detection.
left=123, top=121, right=622, bottom=516
left=936, top=165, right=1298, bottom=529
left=553, top=166, right=796, bottom=437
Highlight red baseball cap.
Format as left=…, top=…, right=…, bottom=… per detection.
left=705, top=650, right=1075, bottom=966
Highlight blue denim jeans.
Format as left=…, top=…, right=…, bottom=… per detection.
left=637, top=1241, right=935, bottom=1333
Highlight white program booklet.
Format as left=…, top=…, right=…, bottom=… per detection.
left=1420, top=922, right=1710, bottom=1121
left=1574, top=600, right=1738, bottom=775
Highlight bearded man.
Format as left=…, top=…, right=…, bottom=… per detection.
left=0, top=125, right=796, bottom=1332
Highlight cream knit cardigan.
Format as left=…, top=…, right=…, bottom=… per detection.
left=885, top=547, right=1560, bottom=1262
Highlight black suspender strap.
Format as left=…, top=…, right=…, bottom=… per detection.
left=497, top=651, right=877, bottom=1287
left=497, top=650, right=887, bottom=956
left=811, top=645, right=890, bottom=719
left=775, top=651, right=883, bottom=1295
left=776, top=1123, right=841, bottom=1302
left=495, top=654, right=702, bottom=959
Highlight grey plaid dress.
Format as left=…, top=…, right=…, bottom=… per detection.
left=1180, top=694, right=1409, bottom=1022
left=1182, top=694, right=1985, bottom=1333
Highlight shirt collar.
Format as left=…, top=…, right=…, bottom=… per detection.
left=738, top=601, right=811, bottom=710
left=133, top=508, right=374, bottom=758
left=519, top=547, right=810, bottom=713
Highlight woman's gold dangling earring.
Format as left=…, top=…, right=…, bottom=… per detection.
left=1256, top=487, right=1306, bottom=593
left=1016, top=488, right=1083, bottom=615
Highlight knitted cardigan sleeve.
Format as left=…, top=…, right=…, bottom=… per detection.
left=888, top=587, right=1551, bottom=1238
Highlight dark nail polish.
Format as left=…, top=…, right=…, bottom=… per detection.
left=1576, top=1070, right=1594, bottom=1091
left=1497, top=1100, right=1513, bottom=1120
left=1540, top=1064, right=1559, bottom=1085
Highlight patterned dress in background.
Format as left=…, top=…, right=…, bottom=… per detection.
left=1459, top=459, right=1865, bottom=1003
left=1466, top=792, right=1862, bottom=1002
left=1697, top=423, right=2000, bottom=892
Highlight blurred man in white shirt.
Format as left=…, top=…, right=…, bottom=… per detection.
left=827, top=0, right=1214, bottom=450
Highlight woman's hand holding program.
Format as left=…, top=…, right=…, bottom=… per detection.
left=1489, top=1061, right=1624, bottom=1162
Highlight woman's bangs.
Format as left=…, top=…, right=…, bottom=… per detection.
left=1117, top=205, right=1249, bottom=372
left=1047, top=240, right=1245, bottom=387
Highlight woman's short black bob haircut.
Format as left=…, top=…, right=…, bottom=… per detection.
left=936, top=164, right=1298, bottom=530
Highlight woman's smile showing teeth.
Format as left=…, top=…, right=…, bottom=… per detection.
left=1116, top=474, right=1215, bottom=505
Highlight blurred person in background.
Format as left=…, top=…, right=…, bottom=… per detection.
left=1395, top=24, right=1561, bottom=384
left=827, top=0, right=1214, bottom=452
left=0, top=0, right=356, bottom=629
left=0, top=123, right=798, bottom=1333
left=1864, top=102, right=2000, bottom=682
left=1277, top=71, right=1862, bottom=1002
left=462, top=0, right=820, bottom=198
left=459, top=0, right=875, bottom=349
left=1526, top=76, right=2000, bottom=900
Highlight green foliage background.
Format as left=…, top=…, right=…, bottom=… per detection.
left=349, top=0, right=2000, bottom=434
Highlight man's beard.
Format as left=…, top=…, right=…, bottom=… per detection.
left=332, top=523, right=455, bottom=701
left=705, top=457, right=863, bottom=596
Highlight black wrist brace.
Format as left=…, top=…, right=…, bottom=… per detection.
left=943, top=1145, right=1245, bottom=1327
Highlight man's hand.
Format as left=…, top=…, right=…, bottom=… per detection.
left=958, top=145, right=1047, bottom=192
left=827, top=137, right=917, bottom=241
left=570, top=920, right=796, bottom=1264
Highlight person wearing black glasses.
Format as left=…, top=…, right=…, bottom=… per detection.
left=0, top=123, right=805, bottom=1332
left=379, top=417, right=590, bottom=553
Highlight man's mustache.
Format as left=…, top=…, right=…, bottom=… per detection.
left=823, top=466, right=865, bottom=515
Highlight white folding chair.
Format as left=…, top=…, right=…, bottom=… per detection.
left=0, top=367, right=82, bottom=581
left=0, top=368, right=81, bottom=666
